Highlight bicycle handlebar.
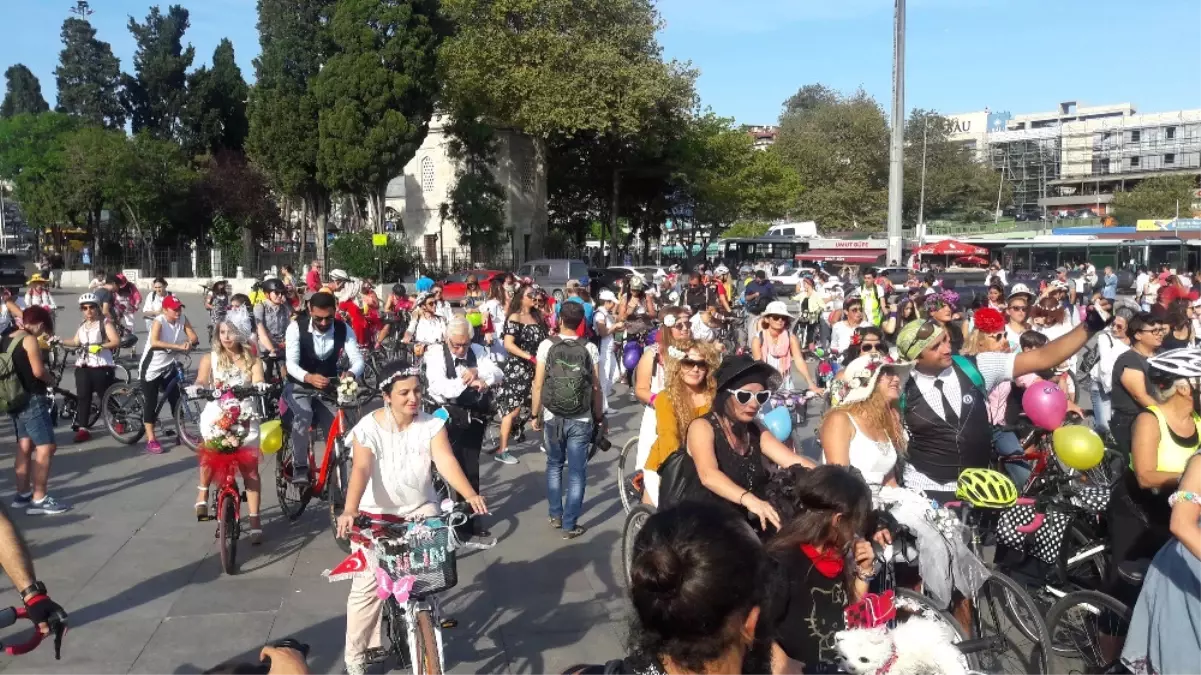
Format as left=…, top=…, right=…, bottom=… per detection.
left=188, top=384, right=281, bottom=401
left=0, top=606, right=50, bottom=656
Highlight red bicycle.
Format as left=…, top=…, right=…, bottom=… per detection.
left=275, top=387, right=363, bottom=552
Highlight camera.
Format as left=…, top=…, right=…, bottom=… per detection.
left=588, top=425, right=612, bottom=460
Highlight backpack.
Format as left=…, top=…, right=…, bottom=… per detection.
left=899, top=354, right=985, bottom=413
left=542, top=337, right=594, bottom=418
left=0, top=331, right=30, bottom=414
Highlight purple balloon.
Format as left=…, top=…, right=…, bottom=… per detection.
left=1022, top=381, right=1067, bottom=431
left=623, top=341, right=644, bottom=371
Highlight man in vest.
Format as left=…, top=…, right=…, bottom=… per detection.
left=859, top=268, right=885, bottom=327
left=895, top=305, right=1110, bottom=502
left=283, top=291, right=364, bottom=485
left=424, top=318, right=502, bottom=545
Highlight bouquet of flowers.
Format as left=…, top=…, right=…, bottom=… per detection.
left=198, top=391, right=262, bottom=483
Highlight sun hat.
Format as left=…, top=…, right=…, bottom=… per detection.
left=714, top=354, right=782, bottom=393
left=763, top=300, right=793, bottom=319
left=896, top=319, right=947, bottom=361
left=26, top=273, right=47, bottom=284
left=1006, top=283, right=1034, bottom=301
left=330, top=269, right=351, bottom=281
left=833, top=355, right=898, bottom=406
left=629, top=275, right=645, bottom=290
left=598, top=290, right=617, bottom=303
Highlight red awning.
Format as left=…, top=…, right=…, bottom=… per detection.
left=795, top=249, right=885, bottom=263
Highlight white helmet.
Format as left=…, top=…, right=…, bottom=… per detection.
left=329, top=269, right=351, bottom=282
left=78, top=293, right=99, bottom=306
left=714, top=265, right=730, bottom=276
left=1147, top=348, right=1201, bottom=379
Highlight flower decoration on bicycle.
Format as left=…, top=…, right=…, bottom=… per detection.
left=197, top=391, right=261, bottom=482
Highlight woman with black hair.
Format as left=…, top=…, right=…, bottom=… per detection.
left=839, top=326, right=886, bottom=366
left=492, top=284, right=549, bottom=464
left=1162, top=298, right=1196, bottom=350
left=684, top=356, right=814, bottom=532
left=765, top=464, right=877, bottom=670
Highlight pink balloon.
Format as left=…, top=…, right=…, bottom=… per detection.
left=1022, top=381, right=1068, bottom=431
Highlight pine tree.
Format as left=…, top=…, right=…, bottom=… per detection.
left=1, top=65, right=50, bottom=118
left=120, top=4, right=196, bottom=140
left=54, top=3, right=125, bottom=129
left=181, top=39, right=249, bottom=156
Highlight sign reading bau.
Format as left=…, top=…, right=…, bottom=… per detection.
left=1136, top=218, right=1201, bottom=231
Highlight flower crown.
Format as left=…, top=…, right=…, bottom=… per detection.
left=667, top=346, right=687, bottom=360
left=831, top=355, right=895, bottom=405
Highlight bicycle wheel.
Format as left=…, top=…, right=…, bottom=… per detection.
left=976, top=570, right=1051, bottom=674
left=112, top=363, right=132, bottom=384
left=360, top=358, right=380, bottom=394
left=1045, top=590, right=1130, bottom=672
left=175, top=395, right=207, bottom=451
left=102, top=383, right=147, bottom=445
left=413, top=609, right=443, bottom=675
left=622, top=505, right=654, bottom=588
left=327, top=439, right=352, bottom=553
left=217, top=493, right=239, bottom=575
left=274, top=434, right=312, bottom=521
left=382, top=598, right=411, bottom=669
left=1084, top=447, right=1124, bottom=489
left=481, top=420, right=501, bottom=455
left=617, top=437, right=642, bottom=514
left=85, top=397, right=102, bottom=428
left=892, top=588, right=976, bottom=670
left=1058, top=520, right=1109, bottom=595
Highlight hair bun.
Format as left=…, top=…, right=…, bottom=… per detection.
left=631, top=545, right=685, bottom=596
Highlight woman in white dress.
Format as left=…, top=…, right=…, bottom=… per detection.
left=480, top=278, right=510, bottom=362
left=820, top=354, right=903, bottom=490
left=192, top=319, right=265, bottom=541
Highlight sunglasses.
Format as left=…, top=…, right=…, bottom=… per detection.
left=728, top=389, right=770, bottom=406
left=988, top=332, right=1006, bottom=341
left=680, top=358, right=709, bottom=371
left=914, top=320, right=940, bottom=341
left=860, top=343, right=881, bottom=353
left=1008, top=304, right=1028, bottom=312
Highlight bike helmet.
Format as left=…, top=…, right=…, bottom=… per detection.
left=1147, top=348, right=1201, bottom=379
left=77, top=292, right=99, bottom=306
left=261, top=278, right=285, bottom=294
left=955, top=468, right=1018, bottom=508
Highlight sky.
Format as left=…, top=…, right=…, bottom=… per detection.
left=2, top=0, right=1199, bottom=126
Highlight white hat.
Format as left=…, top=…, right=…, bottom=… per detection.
left=629, top=275, right=645, bottom=290
left=715, top=265, right=730, bottom=275
left=763, top=300, right=792, bottom=319
left=330, top=269, right=350, bottom=281
left=1007, top=283, right=1034, bottom=301
left=598, top=290, right=617, bottom=303
left=833, top=355, right=898, bottom=406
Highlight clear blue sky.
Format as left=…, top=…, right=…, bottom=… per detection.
left=4, top=0, right=1199, bottom=126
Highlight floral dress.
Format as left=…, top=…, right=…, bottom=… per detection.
left=496, top=319, right=548, bottom=415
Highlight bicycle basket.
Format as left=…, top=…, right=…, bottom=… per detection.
left=377, top=518, right=458, bottom=596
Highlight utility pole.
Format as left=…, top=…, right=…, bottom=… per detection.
left=885, top=0, right=906, bottom=265
left=917, top=118, right=929, bottom=243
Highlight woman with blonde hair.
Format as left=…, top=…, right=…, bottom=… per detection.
left=192, top=318, right=266, bottom=542
left=628, top=306, right=692, bottom=502
left=642, top=341, right=720, bottom=505
left=820, top=354, right=904, bottom=489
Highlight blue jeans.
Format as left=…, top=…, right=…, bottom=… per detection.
left=543, top=416, right=593, bottom=530
left=992, top=429, right=1031, bottom=488
left=10, top=394, right=55, bottom=446
left=1089, top=382, right=1112, bottom=435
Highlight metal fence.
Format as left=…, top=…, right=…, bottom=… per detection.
left=90, top=246, right=309, bottom=280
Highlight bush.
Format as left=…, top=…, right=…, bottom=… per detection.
left=328, top=232, right=419, bottom=282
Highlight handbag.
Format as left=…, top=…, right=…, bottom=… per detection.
left=655, top=447, right=713, bottom=509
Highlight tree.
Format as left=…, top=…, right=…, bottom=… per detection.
left=120, top=4, right=196, bottom=140
left=329, top=231, right=418, bottom=280
left=774, top=88, right=889, bottom=232
left=54, top=10, right=126, bottom=129
left=314, top=0, right=448, bottom=232
left=903, top=109, right=1004, bottom=223
left=441, top=110, right=508, bottom=255
left=247, top=0, right=336, bottom=264
left=1112, top=174, right=1200, bottom=224
left=0, top=113, right=78, bottom=232
left=1, top=65, right=50, bottom=118
left=197, top=151, right=281, bottom=267
left=104, top=133, right=196, bottom=267
left=721, top=221, right=771, bottom=238
left=62, top=125, right=127, bottom=248
left=782, top=83, right=837, bottom=116
left=439, top=0, right=696, bottom=261
left=181, top=39, right=249, bottom=156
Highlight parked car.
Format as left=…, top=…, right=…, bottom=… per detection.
left=441, top=269, right=505, bottom=305
left=516, top=258, right=590, bottom=300
left=0, top=254, right=26, bottom=290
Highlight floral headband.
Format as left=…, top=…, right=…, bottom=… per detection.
left=831, top=355, right=896, bottom=407
left=378, top=365, right=422, bottom=392
left=924, top=289, right=959, bottom=310
left=667, top=346, right=687, bottom=360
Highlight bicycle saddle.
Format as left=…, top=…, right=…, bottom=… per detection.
left=1118, top=558, right=1151, bottom=586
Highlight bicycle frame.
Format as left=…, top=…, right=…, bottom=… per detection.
left=308, top=406, right=351, bottom=497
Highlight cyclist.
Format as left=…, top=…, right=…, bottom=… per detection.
left=192, top=318, right=266, bottom=542
left=323, top=269, right=351, bottom=299
left=138, top=295, right=199, bottom=454
left=632, top=307, right=692, bottom=500
left=1112, top=312, right=1165, bottom=457
left=683, top=272, right=715, bottom=314
left=643, top=342, right=716, bottom=506
left=282, top=291, right=365, bottom=485
left=830, top=297, right=870, bottom=354
left=430, top=283, right=453, bottom=323
left=820, top=354, right=902, bottom=487
left=334, top=360, right=487, bottom=675
left=751, top=301, right=821, bottom=393
left=0, top=506, right=68, bottom=651
left=619, top=275, right=656, bottom=322
left=112, top=273, right=142, bottom=336
left=254, top=279, right=293, bottom=366
left=593, top=290, right=622, bottom=400
left=59, top=293, right=120, bottom=443
left=372, top=283, right=412, bottom=351
left=401, top=292, right=447, bottom=357
left=712, top=265, right=734, bottom=315
left=22, top=274, right=55, bottom=311
left=140, top=277, right=171, bottom=333
left=204, top=280, right=231, bottom=332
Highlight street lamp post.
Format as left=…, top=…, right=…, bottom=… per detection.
left=886, top=0, right=906, bottom=265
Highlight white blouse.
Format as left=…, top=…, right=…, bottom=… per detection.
left=350, top=411, right=445, bottom=518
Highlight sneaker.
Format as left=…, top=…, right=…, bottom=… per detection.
left=73, top=428, right=90, bottom=443
left=492, top=450, right=518, bottom=465
left=562, top=525, right=587, bottom=540
left=549, top=516, right=562, bottom=529
left=27, top=496, right=70, bottom=515
left=145, top=440, right=164, bottom=455
left=10, top=493, right=32, bottom=509
left=290, top=466, right=311, bottom=486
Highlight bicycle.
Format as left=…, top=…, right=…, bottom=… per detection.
left=1043, top=589, right=1132, bottom=673
left=275, top=383, right=365, bottom=551
left=0, top=603, right=62, bottom=657
left=348, top=504, right=475, bottom=675
left=192, top=384, right=273, bottom=574
left=45, top=344, right=130, bottom=428
left=101, top=353, right=200, bottom=445
left=616, top=437, right=643, bottom=514
left=621, top=503, right=654, bottom=588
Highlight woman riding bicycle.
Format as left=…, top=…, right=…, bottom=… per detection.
left=192, top=318, right=266, bottom=542
left=632, top=307, right=692, bottom=500
left=334, top=361, right=487, bottom=675
left=619, top=275, right=656, bottom=323
left=401, top=292, right=447, bottom=357
left=1107, top=348, right=1201, bottom=612
left=60, top=293, right=120, bottom=443
left=642, top=342, right=717, bottom=506
left=138, top=295, right=199, bottom=454
left=684, top=356, right=814, bottom=534
left=751, top=301, right=821, bottom=393
left=820, top=354, right=903, bottom=488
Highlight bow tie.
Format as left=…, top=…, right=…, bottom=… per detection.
left=454, top=358, right=469, bottom=367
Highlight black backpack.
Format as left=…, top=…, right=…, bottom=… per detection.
left=542, top=337, right=594, bottom=418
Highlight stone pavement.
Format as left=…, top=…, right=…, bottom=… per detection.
left=0, top=290, right=826, bottom=674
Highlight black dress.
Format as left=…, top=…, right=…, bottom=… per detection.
left=704, top=411, right=769, bottom=500
left=496, top=318, right=548, bottom=414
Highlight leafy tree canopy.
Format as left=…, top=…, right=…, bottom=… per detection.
left=54, top=15, right=125, bottom=129
left=1, top=65, right=50, bottom=118
left=181, top=39, right=249, bottom=156
left=1112, top=174, right=1199, bottom=224
left=120, top=4, right=196, bottom=140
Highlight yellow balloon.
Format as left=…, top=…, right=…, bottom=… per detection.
left=466, top=311, right=483, bottom=327
left=259, top=420, right=284, bottom=455
left=1052, top=425, right=1104, bottom=471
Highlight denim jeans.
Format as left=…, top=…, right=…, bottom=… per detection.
left=1089, top=382, right=1112, bottom=435
left=544, top=416, right=593, bottom=530
left=992, top=428, right=1031, bottom=488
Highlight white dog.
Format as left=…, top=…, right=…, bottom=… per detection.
left=834, top=617, right=968, bottom=675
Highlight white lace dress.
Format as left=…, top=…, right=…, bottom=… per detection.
left=198, top=357, right=261, bottom=446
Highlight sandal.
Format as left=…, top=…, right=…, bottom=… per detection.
left=246, top=514, right=263, bottom=545
left=195, top=486, right=209, bottom=521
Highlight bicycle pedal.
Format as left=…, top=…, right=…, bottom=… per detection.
left=197, top=513, right=213, bottom=522
left=440, top=618, right=458, bottom=629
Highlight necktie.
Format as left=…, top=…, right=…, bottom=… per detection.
left=934, top=379, right=959, bottom=427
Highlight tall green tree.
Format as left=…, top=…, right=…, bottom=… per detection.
left=314, top=0, right=448, bottom=232
left=782, top=83, right=838, bottom=116
left=181, top=39, right=249, bottom=156
left=903, top=109, right=1005, bottom=223
left=439, top=0, right=696, bottom=262
left=54, top=11, right=125, bottom=129
left=0, top=113, right=78, bottom=241
left=1112, top=174, right=1200, bottom=224
left=120, top=4, right=195, bottom=140
left=1, top=65, right=50, bottom=118
left=62, top=125, right=127, bottom=247
left=104, top=133, right=196, bottom=265
left=774, top=88, right=889, bottom=232
left=247, top=0, right=335, bottom=263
